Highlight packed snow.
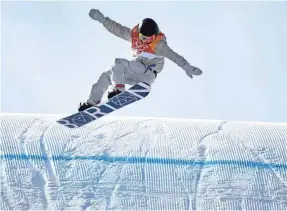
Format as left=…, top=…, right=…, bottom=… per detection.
left=1, top=113, right=287, bottom=210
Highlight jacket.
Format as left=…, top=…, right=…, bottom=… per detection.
left=102, top=17, right=191, bottom=73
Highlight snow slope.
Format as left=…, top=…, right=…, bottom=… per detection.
left=1, top=113, right=287, bottom=210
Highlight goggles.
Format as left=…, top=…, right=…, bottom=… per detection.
left=139, top=33, right=155, bottom=43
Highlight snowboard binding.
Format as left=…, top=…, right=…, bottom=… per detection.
left=107, top=89, right=122, bottom=99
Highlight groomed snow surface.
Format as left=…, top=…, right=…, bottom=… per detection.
left=1, top=113, right=287, bottom=210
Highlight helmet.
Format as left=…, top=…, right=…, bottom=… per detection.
left=138, top=18, right=159, bottom=37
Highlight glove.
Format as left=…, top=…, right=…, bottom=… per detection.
left=182, top=63, right=202, bottom=79
left=89, top=9, right=106, bottom=23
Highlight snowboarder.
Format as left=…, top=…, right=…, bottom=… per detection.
left=78, top=8, right=203, bottom=111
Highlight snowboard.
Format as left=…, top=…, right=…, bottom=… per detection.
left=57, top=82, right=151, bottom=128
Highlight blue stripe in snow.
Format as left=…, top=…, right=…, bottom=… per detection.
left=1, top=154, right=286, bottom=170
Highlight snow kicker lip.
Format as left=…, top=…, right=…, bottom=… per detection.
left=1, top=154, right=286, bottom=170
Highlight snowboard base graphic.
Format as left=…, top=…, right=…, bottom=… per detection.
left=57, top=82, right=151, bottom=128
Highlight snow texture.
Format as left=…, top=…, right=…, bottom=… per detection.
left=1, top=113, right=287, bottom=210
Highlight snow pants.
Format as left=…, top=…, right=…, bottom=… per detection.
left=87, top=58, right=157, bottom=105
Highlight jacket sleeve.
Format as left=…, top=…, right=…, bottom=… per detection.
left=102, top=17, right=132, bottom=42
left=155, top=37, right=190, bottom=68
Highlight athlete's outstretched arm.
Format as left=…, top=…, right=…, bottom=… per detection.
left=89, top=9, right=132, bottom=42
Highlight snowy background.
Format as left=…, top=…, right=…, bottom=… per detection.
left=2, top=1, right=287, bottom=122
